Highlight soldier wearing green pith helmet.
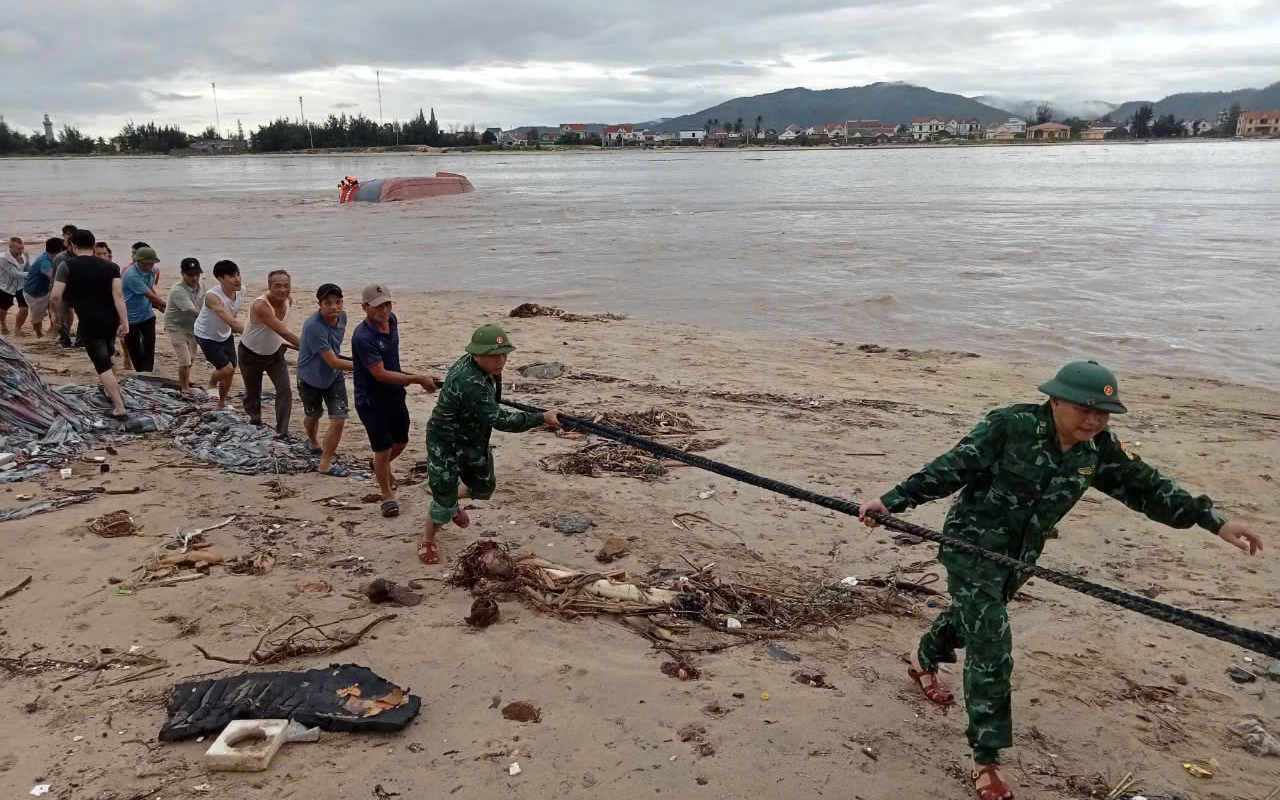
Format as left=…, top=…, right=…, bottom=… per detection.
left=858, top=360, right=1264, bottom=800
left=418, top=324, right=564, bottom=565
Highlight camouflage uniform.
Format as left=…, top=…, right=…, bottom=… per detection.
left=426, top=354, right=543, bottom=525
left=881, top=401, right=1226, bottom=765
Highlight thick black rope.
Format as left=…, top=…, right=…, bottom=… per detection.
left=503, top=398, right=1280, bottom=660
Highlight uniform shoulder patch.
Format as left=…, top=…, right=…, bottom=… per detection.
left=1118, top=441, right=1136, bottom=460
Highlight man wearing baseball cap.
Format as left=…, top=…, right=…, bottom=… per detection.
left=857, top=360, right=1264, bottom=800
left=163, top=258, right=206, bottom=393
left=297, top=283, right=354, bottom=476
left=418, top=324, right=562, bottom=564
left=350, top=283, right=442, bottom=517
left=120, top=246, right=166, bottom=372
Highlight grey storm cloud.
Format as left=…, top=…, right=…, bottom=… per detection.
left=1, top=0, right=1278, bottom=133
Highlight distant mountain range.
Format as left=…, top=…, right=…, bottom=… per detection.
left=970, top=96, right=1118, bottom=121
left=606, top=80, right=1280, bottom=133
left=1107, top=82, right=1280, bottom=123
left=629, top=83, right=1011, bottom=131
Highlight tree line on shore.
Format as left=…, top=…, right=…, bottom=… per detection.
left=0, top=100, right=1249, bottom=156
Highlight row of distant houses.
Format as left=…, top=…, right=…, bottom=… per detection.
left=492, top=110, right=1280, bottom=147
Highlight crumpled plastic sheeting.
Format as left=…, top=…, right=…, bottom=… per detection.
left=171, top=411, right=364, bottom=476
left=0, top=491, right=97, bottom=523
left=0, top=337, right=199, bottom=482
left=1229, top=718, right=1280, bottom=756
left=159, top=663, right=422, bottom=741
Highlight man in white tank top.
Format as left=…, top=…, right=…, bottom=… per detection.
left=238, top=269, right=300, bottom=436
left=193, top=260, right=245, bottom=410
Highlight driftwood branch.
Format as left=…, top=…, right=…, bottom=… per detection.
left=193, top=613, right=397, bottom=666
left=0, top=575, right=32, bottom=602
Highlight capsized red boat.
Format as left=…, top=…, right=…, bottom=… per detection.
left=338, top=173, right=474, bottom=203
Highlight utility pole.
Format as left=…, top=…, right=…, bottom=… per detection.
left=377, top=70, right=384, bottom=127
left=212, top=82, right=221, bottom=135
left=299, top=96, right=314, bottom=149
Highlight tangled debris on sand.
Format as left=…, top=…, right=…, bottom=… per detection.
left=509, top=303, right=626, bottom=323
left=449, top=541, right=926, bottom=647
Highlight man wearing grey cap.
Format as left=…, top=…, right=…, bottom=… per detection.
left=350, top=283, right=441, bottom=517
left=164, top=257, right=206, bottom=393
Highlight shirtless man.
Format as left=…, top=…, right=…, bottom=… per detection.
left=238, top=270, right=300, bottom=436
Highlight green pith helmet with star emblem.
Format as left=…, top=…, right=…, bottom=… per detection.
left=465, top=324, right=517, bottom=356
left=1038, top=360, right=1128, bottom=414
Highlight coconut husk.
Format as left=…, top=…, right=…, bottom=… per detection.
left=90, top=510, right=138, bottom=537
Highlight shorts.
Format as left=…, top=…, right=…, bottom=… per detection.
left=168, top=330, right=199, bottom=368
left=299, top=378, right=349, bottom=420
left=427, top=435, right=496, bottom=525
left=0, top=289, right=25, bottom=310
left=26, top=294, right=51, bottom=324
left=84, top=337, right=117, bottom=374
left=355, top=396, right=410, bottom=453
left=196, top=335, right=237, bottom=369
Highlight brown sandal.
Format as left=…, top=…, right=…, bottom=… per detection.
left=418, top=541, right=439, bottom=565
left=971, top=765, right=1014, bottom=800
left=907, top=665, right=956, bottom=709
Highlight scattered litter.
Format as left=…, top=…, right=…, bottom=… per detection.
left=792, top=667, right=834, bottom=689
left=1228, top=718, right=1280, bottom=756
left=1182, top=758, right=1218, bottom=778
left=508, top=762, right=521, bottom=776
left=1229, top=667, right=1257, bottom=684
left=660, top=654, right=700, bottom=681
left=203, top=718, right=319, bottom=772
left=465, top=597, right=499, bottom=628
left=191, top=613, right=396, bottom=666
left=595, top=537, right=629, bottom=563
left=0, top=491, right=97, bottom=523
left=508, top=303, right=624, bottom=323
left=540, top=440, right=669, bottom=480
left=15, top=493, right=32, bottom=500
left=761, top=693, right=770, bottom=700
left=90, top=510, right=138, bottom=537
left=725, top=618, right=742, bottom=630
left=73, top=735, right=84, bottom=742
left=59, top=468, right=72, bottom=479
left=679, top=724, right=707, bottom=742
left=767, top=643, right=797, bottom=662
left=840, top=577, right=859, bottom=587
left=590, top=408, right=702, bottom=437
left=501, top=701, right=541, bottom=723
left=1270, top=663, right=1280, bottom=681
left=29, top=785, right=50, bottom=796
left=552, top=514, right=593, bottom=534
left=159, top=664, right=421, bottom=741
left=362, top=578, right=422, bottom=607
left=228, top=549, right=276, bottom=576
left=518, top=362, right=566, bottom=380
left=192, top=784, right=212, bottom=793
left=698, top=490, right=717, bottom=500
left=294, top=581, right=333, bottom=596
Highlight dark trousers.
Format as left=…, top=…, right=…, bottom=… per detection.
left=238, top=343, right=292, bottom=436
left=123, top=317, right=157, bottom=372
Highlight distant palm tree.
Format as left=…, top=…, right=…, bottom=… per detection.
left=735, top=117, right=744, bottom=134
left=704, top=119, right=713, bottom=134
left=754, top=115, right=764, bottom=135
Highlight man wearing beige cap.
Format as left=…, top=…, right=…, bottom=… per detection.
left=350, top=283, right=442, bottom=518
left=121, top=246, right=165, bottom=372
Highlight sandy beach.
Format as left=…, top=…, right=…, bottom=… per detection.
left=1, top=291, right=1277, bottom=800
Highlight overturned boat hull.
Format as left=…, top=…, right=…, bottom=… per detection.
left=342, top=173, right=474, bottom=203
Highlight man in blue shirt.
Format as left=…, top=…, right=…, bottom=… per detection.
left=24, top=238, right=64, bottom=340
left=297, top=283, right=354, bottom=476
left=350, top=283, right=441, bottom=518
left=120, top=246, right=166, bottom=372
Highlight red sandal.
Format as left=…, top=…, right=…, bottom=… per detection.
left=971, top=765, right=1014, bottom=800
left=418, top=541, right=440, bottom=565
left=452, top=508, right=470, bottom=529
left=907, top=665, right=956, bottom=709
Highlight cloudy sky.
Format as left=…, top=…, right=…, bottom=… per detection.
left=2, top=0, right=1277, bottom=138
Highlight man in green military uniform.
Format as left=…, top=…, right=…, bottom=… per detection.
left=419, top=324, right=562, bottom=565
left=858, top=361, right=1263, bottom=800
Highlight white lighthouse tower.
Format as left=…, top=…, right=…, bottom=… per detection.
left=43, top=114, right=54, bottom=143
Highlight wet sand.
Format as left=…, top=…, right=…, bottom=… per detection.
left=1, top=292, right=1277, bottom=800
